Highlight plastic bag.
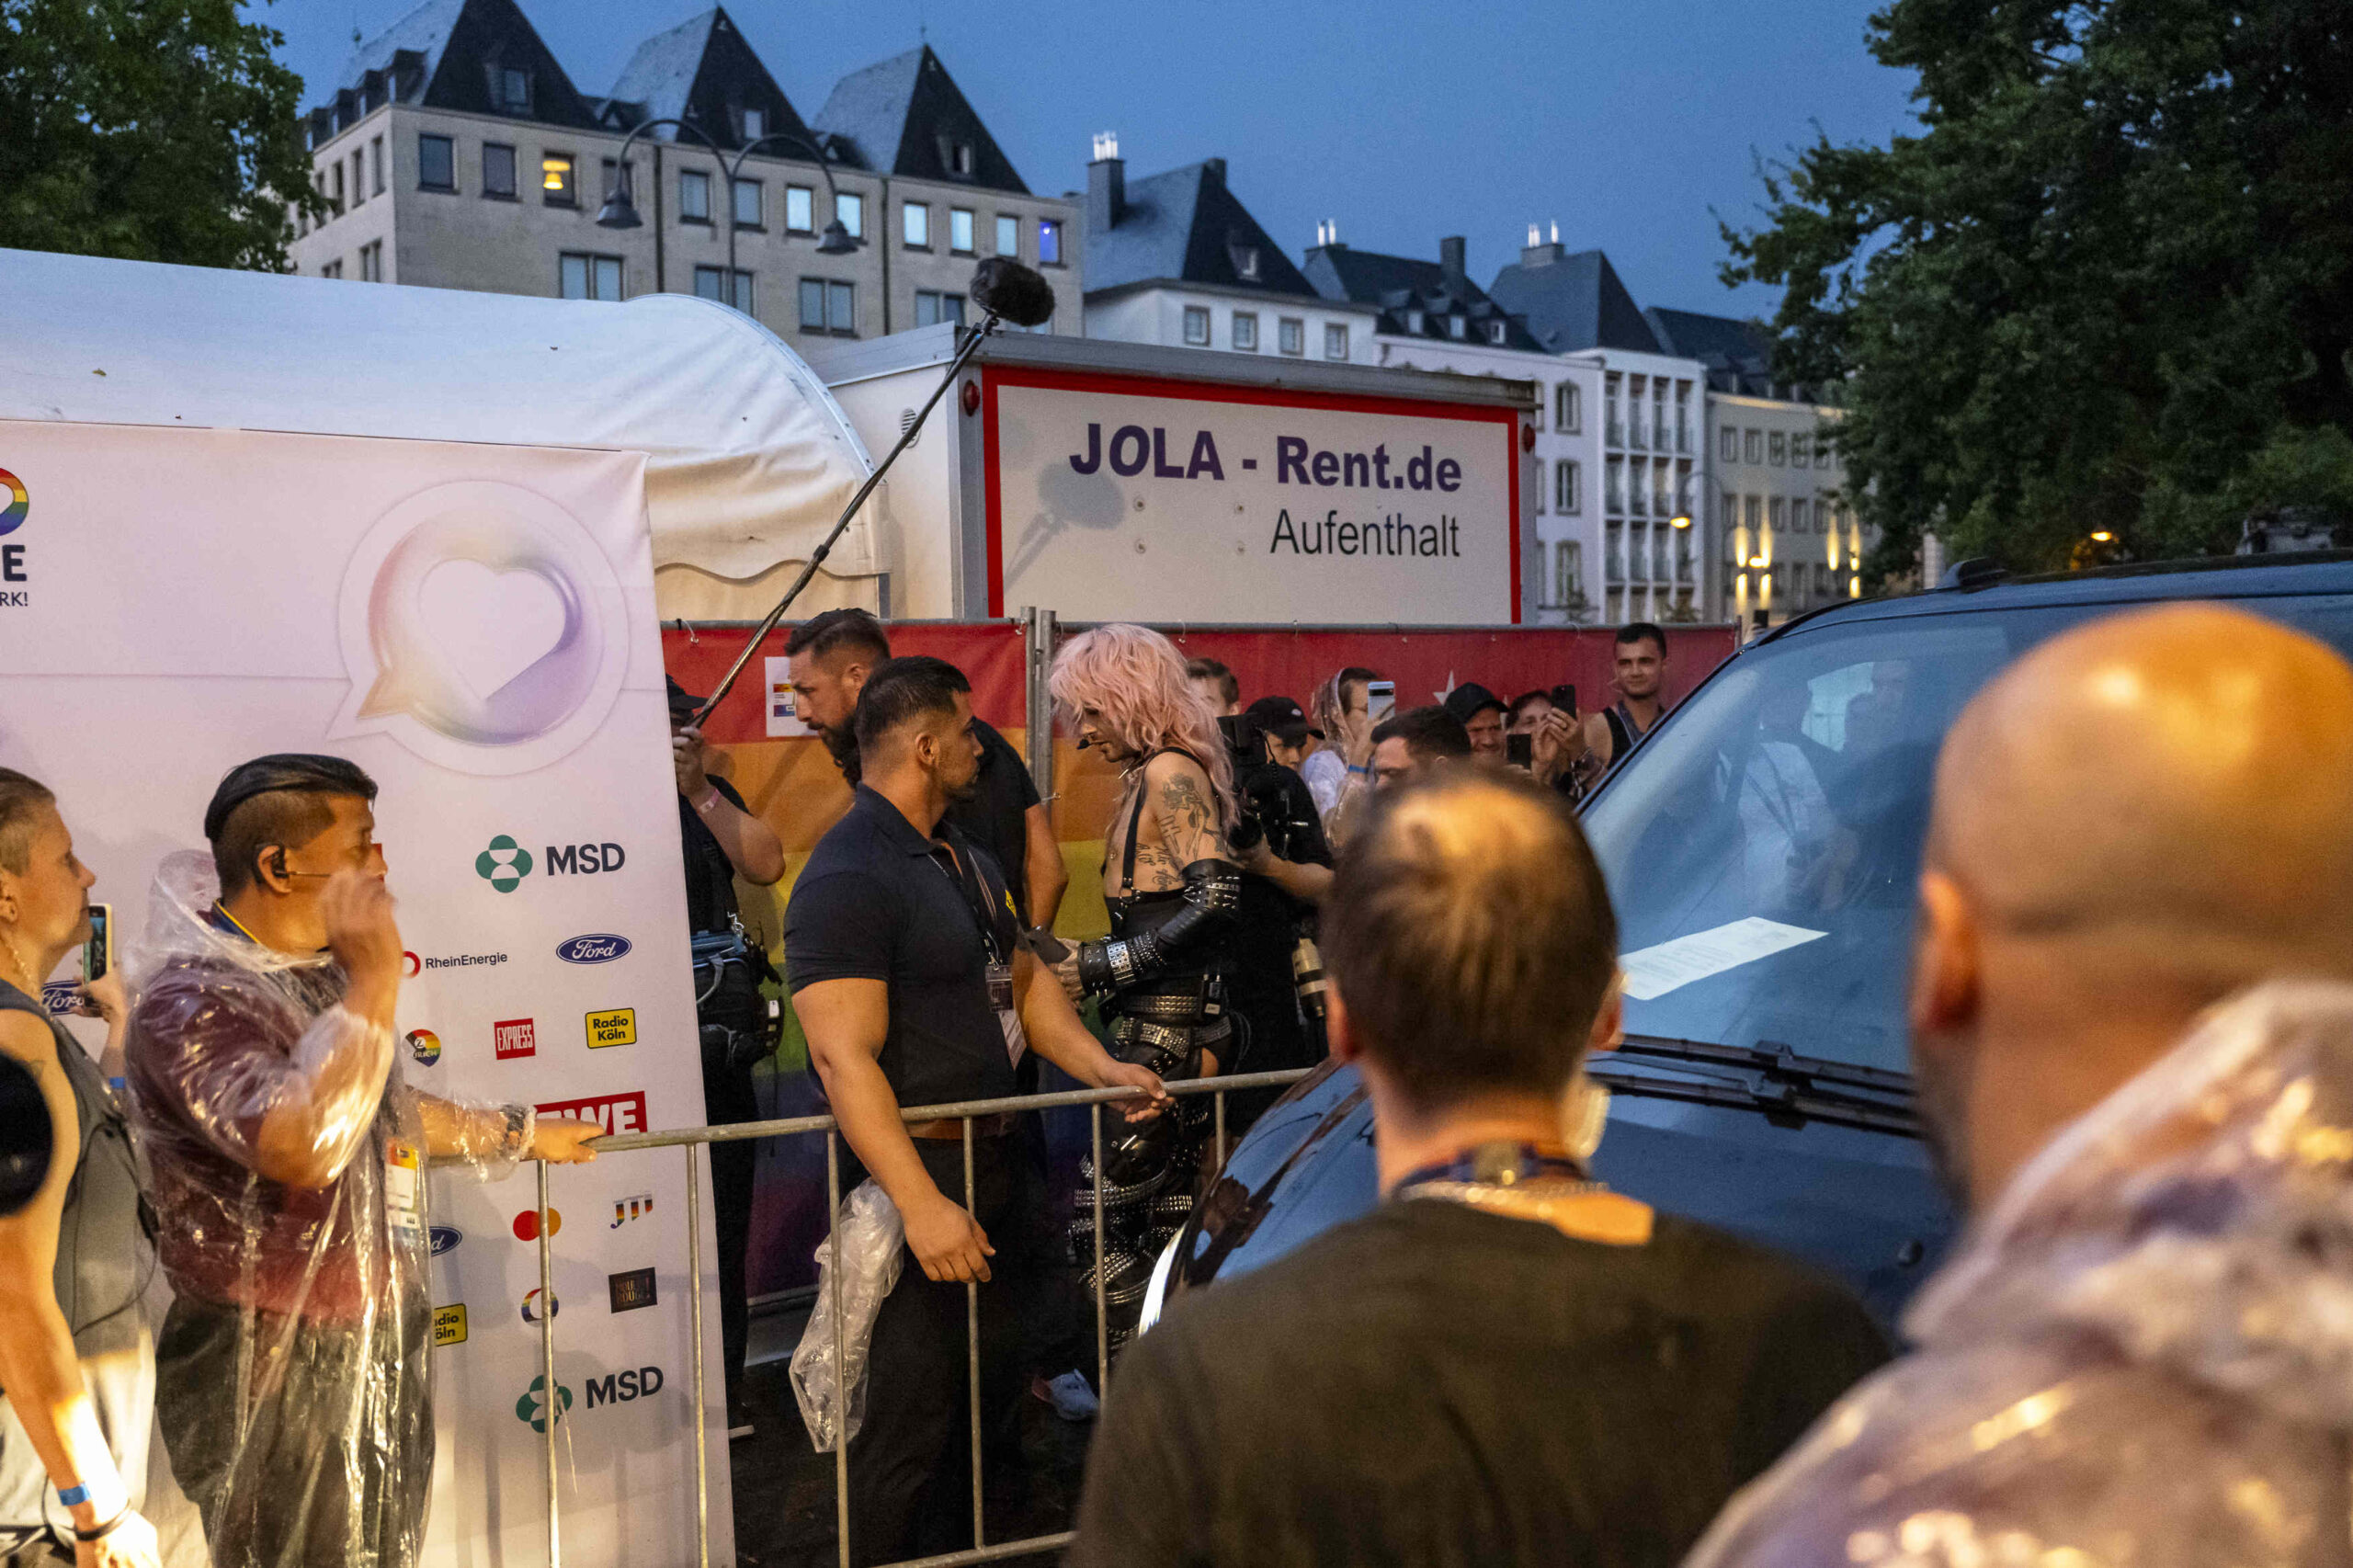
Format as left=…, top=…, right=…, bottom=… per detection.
left=1688, top=980, right=2353, bottom=1568
left=790, top=1179, right=904, bottom=1452
left=122, top=852, right=529, bottom=1568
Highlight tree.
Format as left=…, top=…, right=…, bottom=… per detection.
left=0, top=0, right=322, bottom=271
left=1724, top=1, right=2353, bottom=579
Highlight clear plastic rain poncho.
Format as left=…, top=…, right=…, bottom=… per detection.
left=790, top=1179, right=905, bottom=1452
left=121, top=852, right=530, bottom=1568
left=1687, top=980, right=2353, bottom=1568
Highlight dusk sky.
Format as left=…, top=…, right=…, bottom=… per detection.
left=266, top=0, right=1918, bottom=321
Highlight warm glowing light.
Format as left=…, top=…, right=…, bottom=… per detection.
left=1669, top=513, right=1692, bottom=528
left=543, top=159, right=570, bottom=190
left=2089, top=530, right=2114, bottom=543
left=1849, top=574, right=1862, bottom=597
left=1747, top=555, right=1769, bottom=569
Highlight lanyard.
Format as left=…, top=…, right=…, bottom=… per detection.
left=1394, top=1141, right=1591, bottom=1195
left=929, top=839, right=1007, bottom=968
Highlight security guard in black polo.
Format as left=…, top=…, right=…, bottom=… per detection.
left=786, top=655, right=1167, bottom=1567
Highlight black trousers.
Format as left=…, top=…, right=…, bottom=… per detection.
left=702, top=1053, right=760, bottom=1400
left=846, top=1135, right=1063, bottom=1567
left=155, top=1295, right=431, bottom=1568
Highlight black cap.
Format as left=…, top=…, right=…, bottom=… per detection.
left=203, top=754, right=378, bottom=844
left=1442, top=682, right=1506, bottom=726
left=1244, top=695, right=1322, bottom=746
left=666, top=676, right=706, bottom=725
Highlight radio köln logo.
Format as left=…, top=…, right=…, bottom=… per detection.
left=492, top=1017, right=536, bottom=1061
left=556, top=933, right=631, bottom=965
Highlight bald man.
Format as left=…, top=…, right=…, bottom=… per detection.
left=1686, top=604, right=2353, bottom=1568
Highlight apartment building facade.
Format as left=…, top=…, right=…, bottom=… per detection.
left=289, top=0, right=1083, bottom=349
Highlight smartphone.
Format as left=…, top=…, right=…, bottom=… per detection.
left=1549, top=684, right=1579, bottom=717
left=1367, top=680, right=1397, bottom=727
left=1506, top=733, right=1534, bottom=768
left=84, top=903, right=112, bottom=983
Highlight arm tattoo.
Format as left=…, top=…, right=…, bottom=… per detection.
left=1154, top=764, right=1229, bottom=867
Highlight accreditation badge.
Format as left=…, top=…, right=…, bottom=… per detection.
left=385, top=1140, right=423, bottom=1233
left=988, top=960, right=1028, bottom=1067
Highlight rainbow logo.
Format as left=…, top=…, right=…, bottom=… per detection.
left=0, top=470, right=25, bottom=537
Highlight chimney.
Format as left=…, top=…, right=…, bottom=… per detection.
left=1438, top=234, right=1467, bottom=292
left=1200, top=156, right=1226, bottom=188
left=1520, top=221, right=1565, bottom=268
left=1087, top=131, right=1124, bottom=232
left=1313, top=220, right=1344, bottom=251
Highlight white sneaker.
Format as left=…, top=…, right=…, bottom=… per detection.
left=1035, top=1370, right=1099, bottom=1423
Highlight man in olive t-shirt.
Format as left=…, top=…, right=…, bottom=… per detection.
left=1073, top=772, right=1885, bottom=1568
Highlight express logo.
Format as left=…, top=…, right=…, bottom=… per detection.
left=520, top=1287, right=559, bottom=1323
left=405, top=1028, right=441, bottom=1066
left=475, top=835, right=533, bottom=892
left=428, top=1224, right=463, bottom=1256
left=555, top=934, right=631, bottom=965
left=512, top=1207, right=563, bottom=1242
left=515, top=1375, right=573, bottom=1432
left=492, top=1017, right=536, bottom=1061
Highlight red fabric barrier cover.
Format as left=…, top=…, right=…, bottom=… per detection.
left=661, top=621, right=1029, bottom=743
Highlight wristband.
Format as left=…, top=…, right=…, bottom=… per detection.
left=74, top=1505, right=131, bottom=1542
left=56, top=1484, right=90, bottom=1508
left=692, top=787, right=726, bottom=815
left=1347, top=765, right=1369, bottom=777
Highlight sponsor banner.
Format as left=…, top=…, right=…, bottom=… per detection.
left=611, top=1191, right=654, bottom=1227
left=586, top=1006, right=636, bottom=1048
left=609, top=1267, right=658, bottom=1312
left=556, top=933, right=632, bottom=965
left=538, top=1090, right=649, bottom=1136
left=0, top=419, right=729, bottom=1566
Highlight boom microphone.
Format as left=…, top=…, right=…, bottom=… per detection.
left=970, top=257, right=1055, bottom=328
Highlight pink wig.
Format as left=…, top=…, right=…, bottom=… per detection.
left=1050, top=624, right=1235, bottom=824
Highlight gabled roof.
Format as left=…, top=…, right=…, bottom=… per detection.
left=1086, top=159, right=1321, bottom=300
left=335, top=0, right=466, bottom=94
left=313, top=0, right=601, bottom=131
left=813, top=46, right=1028, bottom=194
left=1302, top=242, right=1547, bottom=351
left=605, top=7, right=808, bottom=148
left=1644, top=306, right=1796, bottom=398
left=1486, top=246, right=1661, bottom=355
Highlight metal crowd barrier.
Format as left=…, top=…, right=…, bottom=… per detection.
left=522, top=1067, right=1314, bottom=1568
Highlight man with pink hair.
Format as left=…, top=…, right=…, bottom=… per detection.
left=1049, top=623, right=1242, bottom=1343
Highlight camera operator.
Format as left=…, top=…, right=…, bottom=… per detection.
left=1222, top=699, right=1336, bottom=1132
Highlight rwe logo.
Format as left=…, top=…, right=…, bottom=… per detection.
left=537, top=1090, right=647, bottom=1136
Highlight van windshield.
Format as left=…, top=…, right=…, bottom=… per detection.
left=1581, top=594, right=2353, bottom=1074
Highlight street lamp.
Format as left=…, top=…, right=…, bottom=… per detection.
left=1668, top=466, right=1699, bottom=528
left=596, top=117, right=857, bottom=310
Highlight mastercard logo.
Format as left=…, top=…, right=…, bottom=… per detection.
left=0, top=470, right=25, bottom=538
left=512, top=1207, right=562, bottom=1242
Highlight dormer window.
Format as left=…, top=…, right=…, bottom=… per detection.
left=741, top=107, right=766, bottom=142
left=1405, top=309, right=1426, bottom=333
left=1448, top=314, right=1467, bottom=340
left=953, top=142, right=974, bottom=176
left=1235, top=246, right=1260, bottom=279
left=496, top=66, right=531, bottom=115
left=1487, top=320, right=1506, bottom=345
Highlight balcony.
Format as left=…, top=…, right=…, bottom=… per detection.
left=1677, top=423, right=1692, bottom=455
left=1677, top=552, right=1695, bottom=584
left=1605, top=415, right=1624, bottom=449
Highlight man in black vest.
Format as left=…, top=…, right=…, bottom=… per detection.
left=668, top=680, right=787, bottom=1439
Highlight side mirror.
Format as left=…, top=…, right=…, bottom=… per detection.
left=0, top=1056, right=53, bottom=1218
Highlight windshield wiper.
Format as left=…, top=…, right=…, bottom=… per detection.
left=1588, top=1031, right=1919, bottom=1138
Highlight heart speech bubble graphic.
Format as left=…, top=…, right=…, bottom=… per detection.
left=333, top=481, right=628, bottom=775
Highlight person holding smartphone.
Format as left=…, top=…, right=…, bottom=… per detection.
left=1299, top=667, right=1381, bottom=826
left=0, top=768, right=159, bottom=1568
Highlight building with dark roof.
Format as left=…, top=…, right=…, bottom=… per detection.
left=290, top=0, right=1080, bottom=346
left=1487, top=239, right=1661, bottom=356
left=1079, top=138, right=1375, bottom=360
left=1302, top=233, right=1546, bottom=353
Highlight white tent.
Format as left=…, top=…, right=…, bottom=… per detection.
left=0, top=246, right=881, bottom=618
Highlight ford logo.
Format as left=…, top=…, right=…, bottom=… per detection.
left=557, top=934, right=631, bottom=965
left=428, top=1225, right=462, bottom=1256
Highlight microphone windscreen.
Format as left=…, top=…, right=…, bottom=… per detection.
left=970, top=257, right=1056, bottom=327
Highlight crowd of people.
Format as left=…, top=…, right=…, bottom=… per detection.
left=8, top=601, right=2347, bottom=1568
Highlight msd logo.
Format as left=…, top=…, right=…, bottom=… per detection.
left=556, top=934, right=631, bottom=965
left=537, top=1090, right=648, bottom=1136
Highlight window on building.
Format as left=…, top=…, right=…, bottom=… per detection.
left=371, top=136, right=385, bottom=196
left=1279, top=317, right=1304, bottom=357
left=1183, top=305, right=1211, bottom=346
left=1233, top=312, right=1258, bottom=351
left=1405, top=309, right=1426, bottom=333
left=679, top=168, right=710, bottom=222
left=1675, top=381, right=1692, bottom=452
left=1487, top=321, right=1506, bottom=345
left=1324, top=322, right=1348, bottom=359
left=331, top=162, right=346, bottom=210
left=350, top=152, right=365, bottom=206
left=695, top=266, right=754, bottom=312
left=1605, top=374, right=1623, bottom=446
left=1768, top=431, right=1787, bottom=466
left=1606, top=458, right=1626, bottom=514
left=1555, top=459, right=1581, bottom=515
left=359, top=240, right=383, bottom=282
left=1745, top=494, right=1763, bottom=535
left=1768, top=496, right=1786, bottom=535
left=1790, top=498, right=1808, bottom=534
left=733, top=177, right=762, bottom=228
left=498, top=66, right=531, bottom=115
left=541, top=155, right=574, bottom=206
left=1234, top=245, right=1260, bottom=279
left=1447, top=314, right=1467, bottom=340
left=1555, top=382, right=1581, bottom=431
left=483, top=142, right=517, bottom=199
left=1745, top=428, right=1764, bottom=464
left=1554, top=541, right=1584, bottom=608
left=903, top=200, right=929, bottom=247
left=1629, top=458, right=1648, bottom=515
left=949, top=207, right=974, bottom=254
left=322, top=258, right=343, bottom=278
left=835, top=191, right=864, bottom=239
left=800, top=278, right=855, bottom=335
left=1790, top=435, right=1810, bottom=470
left=784, top=185, right=812, bottom=233
left=995, top=213, right=1018, bottom=256
left=560, top=252, right=625, bottom=301
left=1039, top=218, right=1063, bottom=265
left=741, top=107, right=766, bottom=142
left=1720, top=426, right=1738, bottom=462
left=599, top=158, right=632, bottom=204
left=953, top=141, right=975, bottom=176
left=915, top=290, right=967, bottom=327
left=418, top=132, right=454, bottom=190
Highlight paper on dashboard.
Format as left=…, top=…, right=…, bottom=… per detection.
left=1620, top=917, right=1828, bottom=1002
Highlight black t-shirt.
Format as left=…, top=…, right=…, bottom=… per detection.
left=785, top=786, right=1021, bottom=1108
left=1228, top=759, right=1332, bottom=1070
left=1072, top=1199, right=1889, bottom=1568
left=940, top=718, right=1043, bottom=926
left=678, top=775, right=750, bottom=935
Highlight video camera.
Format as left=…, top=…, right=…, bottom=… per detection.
left=1216, top=714, right=1318, bottom=862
